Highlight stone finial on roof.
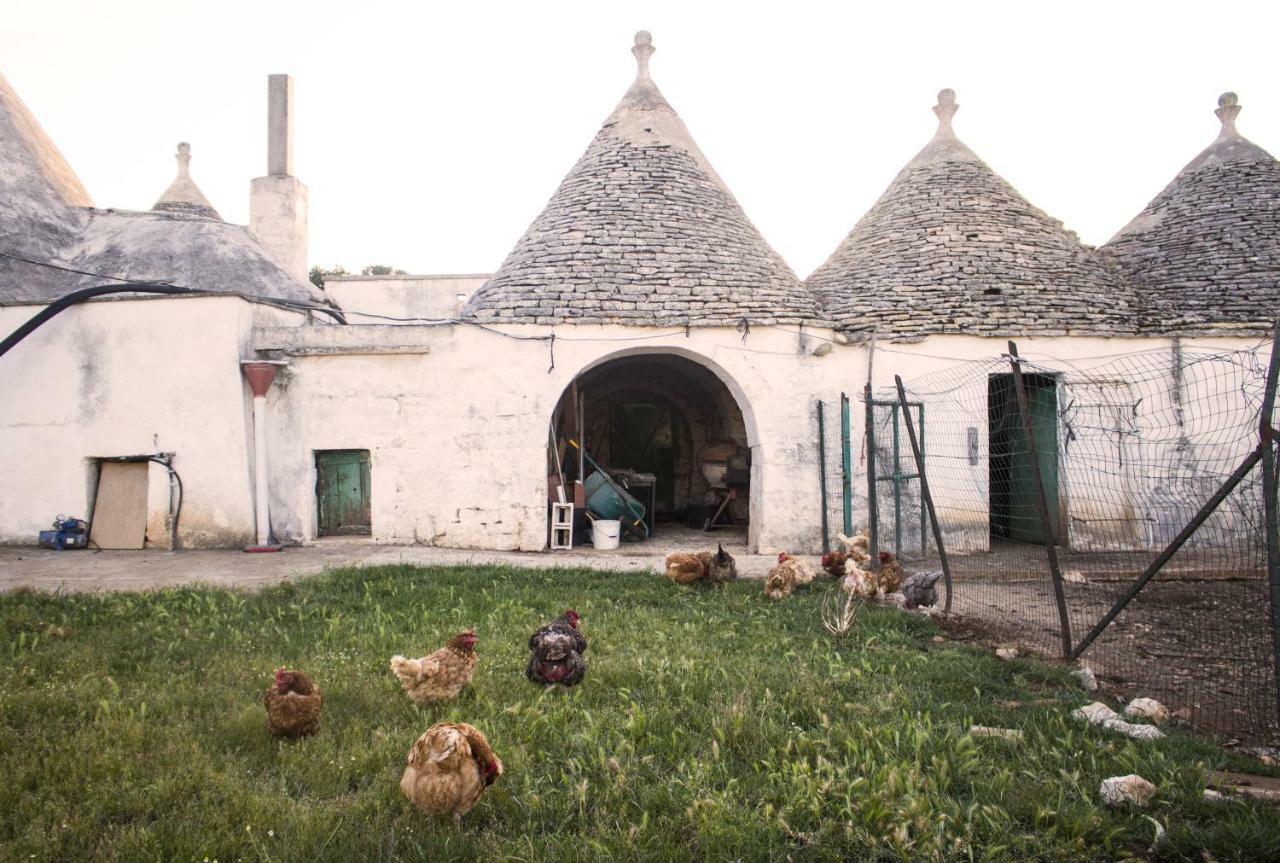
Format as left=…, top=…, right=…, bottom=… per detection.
left=1215, top=91, right=1241, bottom=137
left=933, top=89, right=959, bottom=134
left=175, top=142, right=193, bottom=177
left=632, top=30, right=655, bottom=80
left=152, top=142, right=221, bottom=220
left=906, top=87, right=978, bottom=168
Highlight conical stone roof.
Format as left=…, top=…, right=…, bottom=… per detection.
left=806, top=90, right=1130, bottom=338
left=0, top=71, right=93, bottom=301
left=1102, top=93, right=1279, bottom=334
left=464, top=32, right=821, bottom=326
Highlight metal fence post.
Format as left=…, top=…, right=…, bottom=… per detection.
left=1260, top=322, right=1280, bottom=725
left=1007, top=341, right=1073, bottom=658
left=840, top=393, right=853, bottom=537
left=865, top=384, right=880, bottom=565
left=817, top=400, right=830, bottom=553
left=896, top=376, right=954, bottom=613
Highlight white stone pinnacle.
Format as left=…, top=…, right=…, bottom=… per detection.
left=632, top=30, right=655, bottom=81
left=933, top=89, right=959, bottom=136
left=1215, top=91, right=1241, bottom=138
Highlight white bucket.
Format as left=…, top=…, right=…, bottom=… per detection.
left=592, top=519, right=622, bottom=550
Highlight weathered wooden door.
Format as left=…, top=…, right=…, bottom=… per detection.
left=316, top=450, right=371, bottom=536
left=990, top=373, right=1061, bottom=543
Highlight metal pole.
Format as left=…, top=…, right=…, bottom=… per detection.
left=896, top=376, right=954, bottom=613
left=1259, top=321, right=1280, bottom=724
left=919, top=403, right=928, bottom=557
left=1007, top=341, right=1072, bottom=658
left=840, top=393, right=853, bottom=536
left=864, top=385, right=880, bottom=565
left=1071, top=445, right=1265, bottom=660
left=817, top=400, right=830, bottom=553
left=892, top=401, right=902, bottom=557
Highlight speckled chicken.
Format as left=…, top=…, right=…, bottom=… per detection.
left=526, top=609, right=588, bottom=686
left=764, top=552, right=815, bottom=601
left=664, top=544, right=737, bottom=586
left=400, top=721, right=503, bottom=827
left=705, top=544, right=738, bottom=586
left=390, top=631, right=479, bottom=706
left=264, top=667, right=323, bottom=738
left=901, top=570, right=944, bottom=609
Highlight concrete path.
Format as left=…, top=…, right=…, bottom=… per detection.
left=0, top=531, right=779, bottom=594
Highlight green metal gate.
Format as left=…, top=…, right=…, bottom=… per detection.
left=869, top=398, right=928, bottom=559
left=316, top=449, right=371, bottom=536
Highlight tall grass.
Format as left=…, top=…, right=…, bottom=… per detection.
left=1, top=564, right=1277, bottom=861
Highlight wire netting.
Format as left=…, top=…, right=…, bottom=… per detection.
left=875, top=341, right=1277, bottom=740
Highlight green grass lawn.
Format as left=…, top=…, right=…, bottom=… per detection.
left=2, top=565, right=1279, bottom=862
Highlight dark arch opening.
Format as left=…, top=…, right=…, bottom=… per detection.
left=549, top=353, right=751, bottom=542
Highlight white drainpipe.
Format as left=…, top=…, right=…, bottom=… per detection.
left=241, top=361, right=287, bottom=550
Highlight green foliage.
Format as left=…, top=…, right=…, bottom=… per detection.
left=360, top=265, right=408, bottom=276
left=1, top=566, right=1277, bottom=861
left=308, top=265, right=347, bottom=289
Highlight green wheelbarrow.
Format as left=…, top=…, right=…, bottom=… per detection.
left=568, top=439, right=649, bottom=538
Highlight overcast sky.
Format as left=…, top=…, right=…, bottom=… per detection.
left=4, top=0, right=1278, bottom=279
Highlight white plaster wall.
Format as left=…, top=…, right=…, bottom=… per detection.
left=263, top=323, right=862, bottom=553
left=0, top=295, right=305, bottom=547
left=325, top=275, right=488, bottom=323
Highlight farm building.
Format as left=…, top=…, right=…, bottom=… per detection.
left=0, top=32, right=1276, bottom=555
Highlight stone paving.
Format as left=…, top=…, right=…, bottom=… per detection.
left=0, top=526, right=778, bottom=594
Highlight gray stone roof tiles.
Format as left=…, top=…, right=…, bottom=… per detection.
left=1101, top=93, right=1279, bottom=335
left=806, top=90, right=1133, bottom=339
left=463, top=32, right=822, bottom=327
left=0, top=75, right=326, bottom=308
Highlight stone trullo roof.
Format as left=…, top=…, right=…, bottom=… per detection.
left=463, top=32, right=821, bottom=326
left=0, top=74, right=327, bottom=308
left=1102, top=93, right=1280, bottom=334
left=0, top=71, right=93, bottom=302
left=806, top=90, right=1131, bottom=338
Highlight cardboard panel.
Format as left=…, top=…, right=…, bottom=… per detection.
left=90, top=461, right=149, bottom=549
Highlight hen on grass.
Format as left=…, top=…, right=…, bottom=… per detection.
left=390, top=631, right=479, bottom=706
left=264, top=667, right=323, bottom=738
left=526, top=609, right=588, bottom=686
left=400, top=722, right=503, bottom=828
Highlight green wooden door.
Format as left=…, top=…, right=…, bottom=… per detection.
left=316, top=450, right=371, bottom=536
left=989, top=374, right=1060, bottom=543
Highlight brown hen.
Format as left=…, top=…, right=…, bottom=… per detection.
left=264, top=667, right=323, bottom=738
left=390, top=631, right=479, bottom=706
left=400, top=721, right=503, bottom=828
left=764, top=552, right=815, bottom=601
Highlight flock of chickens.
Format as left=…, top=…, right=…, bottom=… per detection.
left=262, top=610, right=587, bottom=827
left=664, top=530, right=943, bottom=610
left=259, top=534, right=941, bottom=829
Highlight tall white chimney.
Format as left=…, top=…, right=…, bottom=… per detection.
left=250, top=75, right=309, bottom=282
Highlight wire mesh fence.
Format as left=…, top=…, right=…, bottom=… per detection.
left=873, top=340, right=1278, bottom=740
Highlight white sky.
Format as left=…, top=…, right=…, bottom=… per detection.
left=4, top=0, right=1278, bottom=279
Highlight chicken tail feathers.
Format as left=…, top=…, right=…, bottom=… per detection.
left=389, top=655, right=421, bottom=687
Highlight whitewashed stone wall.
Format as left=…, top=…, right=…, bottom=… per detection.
left=0, top=295, right=303, bottom=547
left=258, top=323, right=859, bottom=553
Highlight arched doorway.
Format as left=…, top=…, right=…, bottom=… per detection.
left=549, top=351, right=755, bottom=547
